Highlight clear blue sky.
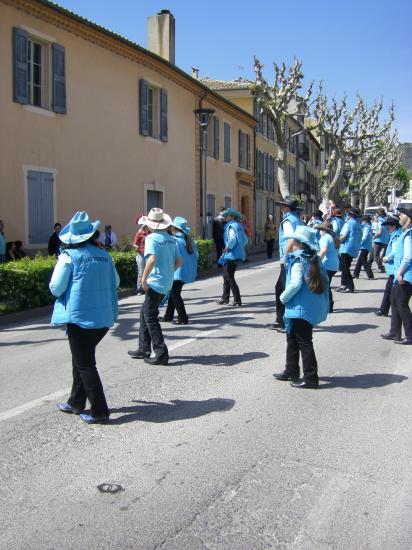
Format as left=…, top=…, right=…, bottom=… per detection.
left=57, top=0, right=412, bottom=142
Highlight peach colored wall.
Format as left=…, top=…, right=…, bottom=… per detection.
left=0, top=3, right=197, bottom=247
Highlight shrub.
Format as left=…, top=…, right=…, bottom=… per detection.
left=194, top=239, right=213, bottom=271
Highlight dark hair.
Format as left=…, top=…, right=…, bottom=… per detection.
left=60, top=231, right=100, bottom=249
left=54, top=223, right=61, bottom=229
left=302, top=244, right=325, bottom=294
left=15, top=240, right=23, bottom=249
left=184, top=234, right=194, bottom=254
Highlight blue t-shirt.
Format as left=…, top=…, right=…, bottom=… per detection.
left=319, top=233, right=340, bottom=271
left=144, top=231, right=181, bottom=295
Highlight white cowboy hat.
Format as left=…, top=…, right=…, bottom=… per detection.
left=138, top=208, right=172, bottom=230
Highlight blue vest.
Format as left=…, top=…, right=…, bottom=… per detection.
left=319, top=233, right=340, bottom=272
left=284, top=252, right=329, bottom=326
left=279, top=211, right=304, bottom=262
left=330, top=216, right=344, bottom=237
left=173, top=233, right=198, bottom=284
left=360, top=223, right=373, bottom=252
left=340, top=218, right=362, bottom=257
left=374, top=216, right=389, bottom=245
left=394, top=226, right=412, bottom=284
left=51, top=245, right=118, bottom=329
left=220, top=220, right=247, bottom=263
left=384, top=229, right=401, bottom=277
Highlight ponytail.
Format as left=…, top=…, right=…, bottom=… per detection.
left=307, top=251, right=325, bottom=294
left=184, top=234, right=194, bottom=254
left=333, top=235, right=340, bottom=250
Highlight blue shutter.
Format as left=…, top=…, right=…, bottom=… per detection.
left=139, top=79, right=149, bottom=136
left=238, top=130, right=243, bottom=168
left=246, top=134, right=250, bottom=170
left=13, top=27, right=29, bottom=104
left=27, top=171, right=54, bottom=244
left=224, top=122, right=231, bottom=162
left=52, top=43, right=66, bottom=113
left=160, top=88, right=168, bottom=142
left=214, top=117, right=219, bottom=159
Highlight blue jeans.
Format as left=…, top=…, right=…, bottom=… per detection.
left=138, top=287, right=168, bottom=358
left=136, top=253, right=145, bottom=291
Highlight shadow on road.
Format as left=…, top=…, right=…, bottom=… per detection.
left=315, top=323, right=378, bottom=333
left=109, top=397, right=235, bottom=424
left=319, top=374, right=408, bottom=389
left=170, top=351, right=269, bottom=366
left=332, top=307, right=381, bottom=314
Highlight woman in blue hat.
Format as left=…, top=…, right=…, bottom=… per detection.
left=161, top=217, right=198, bottom=325
left=273, top=226, right=329, bottom=388
left=316, top=222, right=340, bottom=313
left=49, top=211, right=119, bottom=424
left=375, top=217, right=402, bottom=316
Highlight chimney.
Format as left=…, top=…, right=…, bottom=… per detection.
left=192, top=67, right=199, bottom=79
left=147, top=10, right=175, bottom=64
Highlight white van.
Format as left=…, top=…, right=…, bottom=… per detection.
left=396, top=200, right=412, bottom=212
left=363, top=206, right=386, bottom=218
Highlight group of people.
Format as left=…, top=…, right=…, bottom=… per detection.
left=47, top=195, right=411, bottom=423
left=0, top=219, right=27, bottom=263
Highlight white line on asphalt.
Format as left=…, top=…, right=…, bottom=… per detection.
left=0, top=315, right=253, bottom=423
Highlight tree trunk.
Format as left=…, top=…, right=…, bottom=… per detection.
left=364, top=187, right=371, bottom=209
left=325, top=157, right=343, bottom=199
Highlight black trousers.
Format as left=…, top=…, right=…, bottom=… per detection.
left=222, top=261, right=241, bottom=303
left=67, top=323, right=109, bottom=417
left=340, top=253, right=354, bottom=291
left=390, top=282, right=412, bottom=340
left=139, top=287, right=168, bottom=358
left=379, top=274, right=394, bottom=315
left=214, top=239, right=224, bottom=262
left=285, top=318, right=319, bottom=385
left=164, top=280, right=187, bottom=322
left=327, top=270, right=336, bottom=312
left=275, top=264, right=286, bottom=325
left=353, top=249, right=374, bottom=279
left=266, top=239, right=275, bottom=259
left=370, top=242, right=386, bottom=271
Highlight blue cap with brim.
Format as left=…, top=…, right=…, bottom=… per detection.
left=221, top=208, right=241, bottom=219
left=59, top=211, right=100, bottom=244
left=171, top=216, right=190, bottom=235
left=289, top=225, right=319, bottom=252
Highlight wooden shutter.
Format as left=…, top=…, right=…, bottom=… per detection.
left=27, top=171, right=54, bottom=244
left=238, top=129, right=243, bottom=168
left=139, top=79, right=149, bottom=136
left=52, top=43, right=67, bottom=113
left=13, top=27, right=29, bottom=104
left=224, top=122, right=231, bottom=163
left=160, top=88, right=168, bottom=142
left=214, top=117, right=219, bottom=159
left=246, top=134, right=251, bottom=170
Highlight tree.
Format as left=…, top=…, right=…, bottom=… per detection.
left=252, top=57, right=313, bottom=198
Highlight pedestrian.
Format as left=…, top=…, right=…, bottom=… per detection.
left=270, top=197, right=304, bottom=331
left=337, top=207, right=362, bottom=293
left=273, top=226, right=329, bottom=389
left=329, top=208, right=344, bottom=237
left=0, top=219, right=6, bottom=263
left=353, top=215, right=374, bottom=280
left=216, top=208, right=248, bottom=307
left=128, top=208, right=182, bottom=365
left=307, top=210, right=323, bottom=229
left=14, top=240, right=27, bottom=259
left=49, top=211, right=119, bottom=424
left=99, top=224, right=117, bottom=250
left=371, top=208, right=388, bottom=272
left=264, top=214, right=276, bottom=259
left=161, top=217, right=198, bottom=325
left=212, top=207, right=225, bottom=264
left=316, top=222, right=340, bottom=313
left=47, top=222, right=62, bottom=256
left=381, top=206, right=412, bottom=345
left=5, top=241, right=16, bottom=261
left=133, top=214, right=149, bottom=295
left=241, top=214, right=252, bottom=262
left=375, top=216, right=402, bottom=316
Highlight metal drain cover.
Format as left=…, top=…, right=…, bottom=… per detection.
left=97, top=483, right=125, bottom=494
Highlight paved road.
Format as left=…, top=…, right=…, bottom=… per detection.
left=1, top=258, right=411, bottom=550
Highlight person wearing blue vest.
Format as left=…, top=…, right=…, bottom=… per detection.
left=128, top=209, right=182, bottom=364
left=273, top=226, right=329, bottom=388
left=216, top=208, right=248, bottom=307
left=337, top=207, right=362, bottom=293
left=161, top=217, right=198, bottom=325
left=316, top=221, right=340, bottom=313
left=376, top=216, right=402, bottom=316
left=371, top=208, right=389, bottom=273
left=0, top=219, right=6, bottom=263
left=329, top=208, right=344, bottom=237
left=49, top=211, right=119, bottom=424
left=353, top=215, right=374, bottom=280
left=270, top=197, right=304, bottom=331
left=381, top=207, right=412, bottom=345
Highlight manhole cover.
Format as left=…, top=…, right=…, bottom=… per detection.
left=97, top=483, right=125, bottom=494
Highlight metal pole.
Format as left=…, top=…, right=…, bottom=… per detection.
left=201, top=126, right=208, bottom=239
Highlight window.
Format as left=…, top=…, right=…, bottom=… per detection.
left=139, top=79, right=167, bottom=141
left=224, top=196, right=232, bottom=209
left=257, top=193, right=263, bottom=228
left=224, top=122, right=231, bottom=163
left=26, top=170, right=55, bottom=244
left=147, top=190, right=163, bottom=211
left=12, top=28, right=66, bottom=113
left=238, top=130, right=250, bottom=170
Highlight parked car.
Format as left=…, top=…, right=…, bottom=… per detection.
left=396, top=199, right=412, bottom=212
left=363, top=206, right=386, bottom=218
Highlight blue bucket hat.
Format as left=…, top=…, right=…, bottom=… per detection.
left=222, top=208, right=241, bottom=219
left=289, top=225, right=319, bottom=252
left=171, top=216, right=190, bottom=235
left=59, top=211, right=100, bottom=244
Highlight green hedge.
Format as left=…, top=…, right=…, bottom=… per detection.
left=0, top=239, right=213, bottom=314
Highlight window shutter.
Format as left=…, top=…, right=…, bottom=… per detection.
left=224, top=122, right=231, bottom=163
left=246, top=134, right=251, bottom=170
left=160, top=88, right=168, bottom=142
left=139, top=79, right=149, bottom=136
left=13, top=27, right=29, bottom=104
left=52, top=43, right=67, bottom=113
left=214, top=117, right=219, bottom=159
left=238, top=129, right=243, bottom=168
left=27, top=171, right=54, bottom=244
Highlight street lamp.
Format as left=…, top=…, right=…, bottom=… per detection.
left=194, top=107, right=215, bottom=239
